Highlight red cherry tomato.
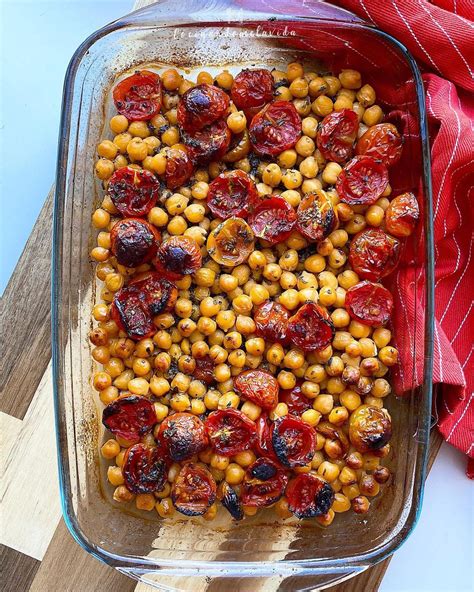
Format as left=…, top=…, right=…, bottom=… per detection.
left=279, top=380, right=312, bottom=415
left=207, top=170, right=258, bottom=220
left=128, top=272, right=178, bottom=316
left=111, top=285, right=156, bottom=340
left=286, top=473, right=335, bottom=518
left=192, top=356, right=215, bottom=385
left=349, top=228, right=401, bottom=281
left=254, top=413, right=278, bottom=460
left=207, top=218, right=255, bottom=267
left=113, top=70, right=162, bottom=121
left=181, top=119, right=231, bottom=165
left=336, top=156, right=389, bottom=206
left=110, top=218, right=161, bottom=268
left=107, top=167, right=160, bottom=218
left=122, top=444, right=168, bottom=493
left=234, top=369, right=279, bottom=411
left=241, top=457, right=289, bottom=507
left=345, top=280, right=394, bottom=327
left=248, top=196, right=297, bottom=244
left=271, top=415, right=316, bottom=468
left=165, top=146, right=194, bottom=190
left=205, top=409, right=257, bottom=456
left=102, top=395, right=156, bottom=443
left=287, top=303, right=335, bottom=352
left=157, top=413, right=208, bottom=461
left=316, top=109, right=358, bottom=163
left=231, top=69, right=274, bottom=118
left=153, top=236, right=202, bottom=280
left=356, top=123, right=403, bottom=167
left=171, top=463, right=216, bottom=516
left=254, top=300, right=290, bottom=343
left=296, top=190, right=338, bottom=242
left=385, top=192, right=419, bottom=237
left=177, top=84, right=230, bottom=132
left=218, top=481, right=244, bottom=520
left=249, top=101, right=301, bottom=157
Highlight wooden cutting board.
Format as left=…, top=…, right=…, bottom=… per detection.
left=0, top=1, right=442, bottom=590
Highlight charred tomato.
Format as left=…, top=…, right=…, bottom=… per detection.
left=153, top=236, right=202, bottom=279
left=207, top=169, right=257, bottom=219
left=164, top=146, right=194, bottom=190
left=385, top=192, right=419, bottom=237
left=349, top=405, right=392, bottom=453
left=254, top=300, right=290, bottom=343
left=171, top=463, right=217, bottom=516
left=296, top=190, right=338, bottom=242
left=102, top=395, right=157, bottom=443
left=349, top=228, right=401, bottom=281
left=181, top=119, right=231, bottom=165
left=107, top=166, right=160, bottom=218
left=316, top=109, right=358, bottom=163
left=157, top=412, right=208, bottom=461
left=345, top=281, right=394, bottom=327
left=286, top=473, right=335, bottom=518
left=205, top=408, right=257, bottom=456
left=128, top=272, right=178, bottom=316
left=110, top=218, right=161, bottom=268
left=111, top=285, right=156, bottom=340
left=207, top=218, right=255, bottom=266
left=113, top=70, right=162, bottom=121
left=192, top=356, right=215, bottom=385
left=231, top=68, right=274, bottom=118
left=287, top=303, right=335, bottom=352
left=254, top=413, right=277, bottom=460
left=248, top=196, right=296, bottom=244
left=271, top=415, right=317, bottom=468
left=279, top=380, right=312, bottom=415
left=249, top=101, right=301, bottom=157
left=234, top=369, right=279, bottom=411
left=356, top=123, right=403, bottom=167
left=335, top=156, right=389, bottom=206
left=177, top=84, right=230, bottom=132
left=218, top=481, right=244, bottom=520
left=122, top=443, right=168, bottom=494
left=241, top=457, right=288, bottom=507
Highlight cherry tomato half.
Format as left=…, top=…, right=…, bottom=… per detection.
left=218, top=481, right=244, bottom=520
left=207, top=218, right=255, bottom=267
left=248, top=196, right=297, bottom=244
left=234, top=369, right=279, bottom=410
left=296, top=190, right=338, bottom=242
left=335, top=156, right=389, bottom=206
left=279, top=380, right=312, bottom=415
left=181, top=119, right=231, bottom=165
left=157, top=412, right=208, bottom=461
left=111, top=285, right=156, bottom=340
left=254, top=300, right=290, bottom=344
left=207, top=170, right=258, bottom=220
left=231, top=68, right=274, bottom=118
left=254, top=413, right=278, bottom=460
left=113, top=70, right=162, bottom=121
left=349, top=228, right=401, bottom=281
left=153, top=236, right=202, bottom=280
left=129, top=272, right=178, bottom=316
left=177, top=84, right=230, bottom=132
left=345, top=280, right=393, bottom=327
left=271, top=415, right=316, bottom=468
left=349, top=405, right=392, bottom=453
left=192, top=356, right=215, bottom=385
left=122, top=443, right=168, bottom=494
left=164, top=146, right=194, bottom=190
left=241, top=457, right=288, bottom=507
left=286, top=473, right=335, bottom=518
left=316, top=109, right=358, bottom=163
left=171, top=463, right=217, bottom=516
left=249, top=101, right=301, bottom=157
left=102, top=395, right=157, bottom=443
left=385, top=192, right=419, bottom=237
left=110, top=218, right=161, bottom=268
left=356, top=123, right=403, bottom=167
left=107, top=167, right=160, bottom=218
left=205, top=408, right=257, bottom=456
left=287, top=303, right=335, bottom=352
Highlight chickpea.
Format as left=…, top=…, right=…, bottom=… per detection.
left=281, top=169, right=303, bottom=190
left=352, top=495, right=370, bottom=514
left=277, top=370, right=296, bottom=390
left=287, top=62, right=304, bottom=81
left=277, top=149, right=298, bottom=169
left=379, top=346, right=399, bottom=366
left=338, top=69, right=361, bottom=90
left=363, top=105, right=383, bottom=126
left=312, top=95, right=333, bottom=117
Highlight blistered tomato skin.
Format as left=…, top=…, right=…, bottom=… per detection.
left=296, top=190, right=338, bottom=242
left=219, top=482, right=244, bottom=520
left=207, top=218, right=255, bottom=266
left=164, top=147, right=194, bottom=190
left=316, top=109, right=359, bottom=163
left=113, top=70, right=162, bottom=121
left=111, top=286, right=156, bottom=340
left=279, top=380, right=312, bottom=415
left=129, top=272, right=178, bottom=315
left=192, top=356, right=215, bottom=385
left=254, top=413, right=278, bottom=460
left=177, top=84, right=230, bottom=132
left=234, top=369, right=279, bottom=410
left=110, top=218, right=161, bottom=268
left=286, top=473, right=335, bottom=518
left=249, top=196, right=297, bottom=244
left=254, top=300, right=290, bottom=344
left=356, top=123, right=403, bottom=167
left=181, top=119, right=231, bottom=165
left=349, top=405, right=392, bottom=453
left=107, top=166, right=161, bottom=218
left=157, top=413, right=208, bottom=461
left=345, top=281, right=394, bottom=327
left=154, top=236, right=202, bottom=279
left=287, top=303, right=335, bottom=352
left=241, top=457, right=289, bottom=507
left=171, top=463, right=217, bottom=516
left=231, top=69, right=274, bottom=117
left=207, top=170, right=258, bottom=220
left=249, top=101, right=301, bottom=157
left=271, top=415, right=317, bottom=468
left=336, top=156, right=389, bottom=206
left=385, top=192, right=419, bottom=237
left=349, top=229, right=401, bottom=281
left=122, top=444, right=168, bottom=494
left=102, top=396, right=157, bottom=443
left=205, top=409, right=257, bottom=456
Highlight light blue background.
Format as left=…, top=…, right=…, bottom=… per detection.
left=0, top=2, right=472, bottom=591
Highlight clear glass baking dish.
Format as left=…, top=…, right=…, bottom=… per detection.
left=52, top=1, right=434, bottom=589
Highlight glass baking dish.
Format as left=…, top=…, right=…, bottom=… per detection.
left=52, top=1, right=434, bottom=589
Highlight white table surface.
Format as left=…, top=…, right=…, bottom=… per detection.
left=1, top=2, right=472, bottom=591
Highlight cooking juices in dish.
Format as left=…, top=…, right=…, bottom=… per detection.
left=90, top=63, right=419, bottom=524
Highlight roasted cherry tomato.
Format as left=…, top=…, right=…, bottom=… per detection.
left=254, top=413, right=277, bottom=460
left=111, top=285, right=156, bottom=340
left=241, top=457, right=288, bottom=507
left=110, top=218, right=161, bottom=268
left=181, top=119, right=231, bottom=165
left=102, top=395, right=156, bottom=443
left=254, top=300, right=290, bottom=343
left=349, top=405, right=392, bottom=453
left=164, top=146, right=194, bottom=190
left=335, top=156, right=389, bottom=206
left=218, top=481, right=244, bottom=520
left=356, top=123, right=403, bottom=167
left=287, top=303, right=335, bottom=352
left=223, top=130, right=251, bottom=163
left=234, top=369, right=279, bottom=410
left=279, top=380, right=312, bottom=415
left=171, top=463, right=217, bottom=516
left=231, top=68, right=274, bottom=118
left=192, top=356, right=215, bottom=385
left=205, top=408, right=257, bottom=456
left=207, top=218, right=254, bottom=266
left=157, top=412, right=208, bottom=461
left=385, top=192, right=419, bottom=237
left=207, top=170, right=257, bottom=220
left=296, top=190, right=338, bottom=242
left=345, top=280, right=393, bottom=327
left=349, top=228, right=401, bottom=281
left=113, top=70, right=162, bottom=121
left=248, top=196, right=297, bottom=244
left=107, top=166, right=160, bottom=218
left=271, top=415, right=316, bottom=468
left=153, top=236, right=202, bottom=280
left=249, top=101, right=301, bottom=157
left=177, top=84, right=230, bottom=132
left=128, top=272, right=178, bottom=316
left=286, top=473, right=335, bottom=518
left=122, top=443, right=168, bottom=494
left=316, top=109, right=358, bottom=163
